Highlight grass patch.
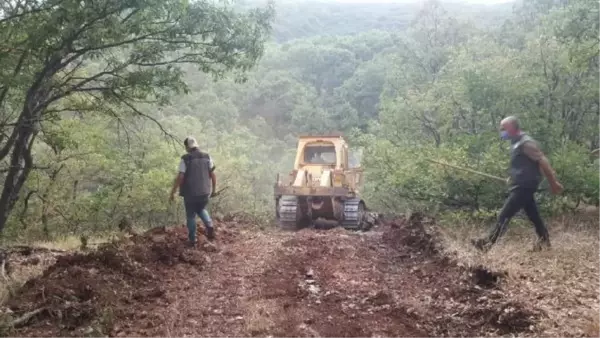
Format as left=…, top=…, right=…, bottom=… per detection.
left=439, top=211, right=599, bottom=337
left=31, top=233, right=117, bottom=251
left=0, top=260, right=48, bottom=306
left=0, top=232, right=123, bottom=307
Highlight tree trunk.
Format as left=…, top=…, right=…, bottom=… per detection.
left=0, top=57, right=57, bottom=233
left=41, top=166, right=64, bottom=239
left=0, top=107, right=39, bottom=233
left=0, top=136, right=37, bottom=233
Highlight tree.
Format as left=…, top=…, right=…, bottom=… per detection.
left=0, top=0, right=274, bottom=232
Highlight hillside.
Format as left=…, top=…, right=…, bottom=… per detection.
left=0, top=0, right=598, bottom=336
left=1, top=0, right=596, bottom=240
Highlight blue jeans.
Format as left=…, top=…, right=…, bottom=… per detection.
left=183, top=195, right=213, bottom=243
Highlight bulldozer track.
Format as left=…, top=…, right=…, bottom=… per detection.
left=277, top=196, right=367, bottom=230
left=340, top=198, right=367, bottom=230
left=277, top=196, right=302, bottom=229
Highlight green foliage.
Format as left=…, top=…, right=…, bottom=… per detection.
left=359, top=134, right=509, bottom=214
left=6, top=114, right=291, bottom=240
left=372, top=0, right=598, bottom=216
left=2, top=0, right=598, bottom=240
left=0, top=0, right=275, bottom=232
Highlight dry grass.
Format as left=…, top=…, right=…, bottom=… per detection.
left=0, top=233, right=118, bottom=306
left=31, top=235, right=86, bottom=251
left=0, top=261, right=47, bottom=307
left=0, top=249, right=68, bottom=311
left=32, top=232, right=132, bottom=251
left=440, top=210, right=600, bottom=337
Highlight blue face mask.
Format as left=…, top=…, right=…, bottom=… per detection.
left=500, top=130, right=510, bottom=140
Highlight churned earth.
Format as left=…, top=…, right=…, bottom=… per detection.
left=2, top=213, right=595, bottom=337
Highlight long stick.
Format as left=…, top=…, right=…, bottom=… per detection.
left=426, top=159, right=506, bottom=183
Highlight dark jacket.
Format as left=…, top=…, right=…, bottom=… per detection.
left=179, top=149, right=213, bottom=197
left=510, top=134, right=542, bottom=189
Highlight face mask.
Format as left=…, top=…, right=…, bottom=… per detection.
left=500, top=130, right=510, bottom=140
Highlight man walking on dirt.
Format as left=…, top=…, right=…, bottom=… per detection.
left=170, top=136, right=217, bottom=246
left=472, top=116, right=564, bottom=252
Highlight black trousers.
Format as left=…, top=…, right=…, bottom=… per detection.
left=487, top=187, right=549, bottom=244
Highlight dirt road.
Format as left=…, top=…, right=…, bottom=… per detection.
left=3, top=214, right=552, bottom=337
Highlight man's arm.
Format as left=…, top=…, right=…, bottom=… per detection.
left=170, top=173, right=184, bottom=197
left=522, top=141, right=563, bottom=194
left=210, top=171, right=217, bottom=196
left=209, top=156, right=217, bottom=196
left=170, top=159, right=186, bottom=200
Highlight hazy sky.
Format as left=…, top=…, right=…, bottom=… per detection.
left=328, top=0, right=515, bottom=4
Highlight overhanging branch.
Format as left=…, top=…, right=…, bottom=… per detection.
left=110, top=89, right=175, bottom=142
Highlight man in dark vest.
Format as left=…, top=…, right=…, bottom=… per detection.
left=170, top=136, right=217, bottom=246
left=472, top=116, right=563, bottom=252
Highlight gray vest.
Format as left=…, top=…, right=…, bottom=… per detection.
left=510, top=134, right=542, bottom=189
left=179, top=149, right=212, bottom=197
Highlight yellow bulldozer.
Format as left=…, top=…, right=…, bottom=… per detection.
left=274, top=134, right=375, bottom=230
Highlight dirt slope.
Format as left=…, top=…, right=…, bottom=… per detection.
left=6, top=214, right=544, bottom=337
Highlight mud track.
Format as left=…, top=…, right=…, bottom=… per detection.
left=7, top=214, right=539, bottom=337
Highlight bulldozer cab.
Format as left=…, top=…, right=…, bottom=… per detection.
left=294, top=135, right=349, bottom=171
left=304, top=145, right=336, bottom=165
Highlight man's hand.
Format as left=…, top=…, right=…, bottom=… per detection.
left=170, top=173, right=184, bottom=202
left=210, top=191, right=218, bottom=198
left=550, top=181, right=564, bottom=195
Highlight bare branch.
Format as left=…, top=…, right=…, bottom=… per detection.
left=0, top=0, right=61, bottom=24
left=87, top=92, right=132, bottom=150
left=0, top=50, right=29, bottom=110
left=18, top=189, right=36, bottom=229
left=110, top=89, right=176, bottom=141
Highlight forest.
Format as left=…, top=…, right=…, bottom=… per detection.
left=0, top=0, right=598, bottom=242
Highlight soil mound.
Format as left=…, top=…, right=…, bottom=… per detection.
left=5, top=224, right=216, bottom=336
left=381, top=212, right=440, bottom=255
left=378, top=213, right=539, bottom=336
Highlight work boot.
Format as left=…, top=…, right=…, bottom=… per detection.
left=185, top=241, right=196, bottom=248
left=471, top=238, right=491, bottom=252
left=205, top=227, right=215, bottom=241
